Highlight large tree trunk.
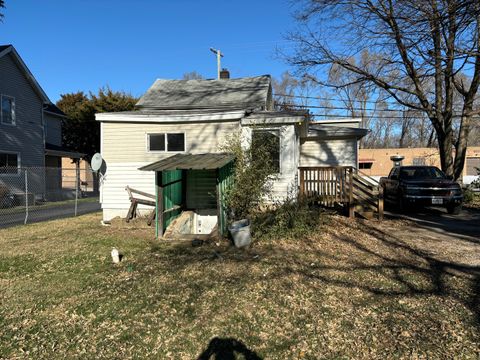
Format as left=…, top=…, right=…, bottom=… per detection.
left=454, top=114, right=471, bottom=181
left=437, top=129, right=454, bottom=178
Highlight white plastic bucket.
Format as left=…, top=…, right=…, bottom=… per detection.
left=229, top=219, right=251, bottom=248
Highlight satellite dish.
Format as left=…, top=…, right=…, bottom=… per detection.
left=91, top=153, right=104, bottom=172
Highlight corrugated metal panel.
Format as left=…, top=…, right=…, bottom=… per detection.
left=161, top=170, right=183, bottom=231
left=186, top=170, right=216, bottom=209
left=218, top=161, right=235, bottom=236
left=140, top=153, right=235, bottom=171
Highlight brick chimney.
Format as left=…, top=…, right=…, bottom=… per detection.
left=220, top=68, right=230, bottom=79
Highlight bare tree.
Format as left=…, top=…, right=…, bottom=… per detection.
left=0, top=0, right=5, bottom=22
left=287, top=0, right=480, bottom=180
left=182, top=71, right=204, bottom=80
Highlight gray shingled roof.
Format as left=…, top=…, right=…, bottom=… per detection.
left=0, top=44, right=12, bottom=53
left=139, top=153, right=235, bottom=171
left=307, top=124, right=369, bottom=139
left=136, top=75, right=271, bottom=110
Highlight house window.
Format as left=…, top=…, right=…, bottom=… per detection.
left=148, top=133, right=185, bottom=152
left=252, top=130, right=280, bottom=173
left=412, top=157, right=426, bottom=166
left=1, top=95, right=15, bottom=125
left=359, top=161, right=373, bottom=169
left=0, top=152, right=19, bottom=174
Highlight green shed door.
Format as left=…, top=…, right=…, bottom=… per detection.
left=162, top=170, right=183, bottom=230
left=186, top=170, right=217, bottom=209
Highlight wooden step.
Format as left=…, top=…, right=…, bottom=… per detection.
left=354, top=204, right=375, bottom=219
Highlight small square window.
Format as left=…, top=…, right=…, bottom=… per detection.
left=148, top=133, right=185, bottom=152
left=149, top=134, right=165, bottom=151
left=1, top=96, right=15, bottom=125
left=167, top=133, right=185, bottom=152
left=0, top=153, right=19, bottom=174
left=359, top=162, right=373, bottom=169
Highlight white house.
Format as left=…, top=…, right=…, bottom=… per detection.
left=96, top=74, right=368, bottom=223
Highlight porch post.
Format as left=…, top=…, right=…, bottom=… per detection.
left=156, top=171, right=164, bottom=238
left=348, top=167, right=354, bottom=218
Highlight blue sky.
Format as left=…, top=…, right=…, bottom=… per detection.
left=0, top=0, right=296, bottom=102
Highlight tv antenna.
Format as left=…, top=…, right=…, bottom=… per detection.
left=209, top=48, right=224, bottom=79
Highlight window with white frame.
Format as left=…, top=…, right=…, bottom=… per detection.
left=251, top=129, right=281, bottom=173
left=0, top=152, right=19, bottom=174
left=1, top=95, right=15, bottom=125
left=148, top=133, right=185, bottom=152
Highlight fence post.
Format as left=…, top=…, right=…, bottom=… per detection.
left=75, top=163, right=79, bottom=216
left=299, top=168, right=305, bottom=200
left=348, top=167, right=354, bottom=218
left=24, top=169, right=29, bottom=225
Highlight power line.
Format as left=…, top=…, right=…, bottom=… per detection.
left=275, top=93, right=398, bottom=105
left=290, top=103, right=417, bottom=113
left=275, top=93, right=472, bottom=110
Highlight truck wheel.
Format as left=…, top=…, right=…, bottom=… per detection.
left=447, top=204, right=461, bottom=215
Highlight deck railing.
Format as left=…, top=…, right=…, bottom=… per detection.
left=299, top=166, right=383, bottom=220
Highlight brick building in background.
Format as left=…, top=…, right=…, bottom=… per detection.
left=358, top=146, right=480, bottom=184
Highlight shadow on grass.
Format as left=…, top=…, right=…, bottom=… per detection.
left=288, top=220, right=480, bottom=328
left=149, top=214, right=480, bottom=331
left=197, top=337, right=262, bottom=360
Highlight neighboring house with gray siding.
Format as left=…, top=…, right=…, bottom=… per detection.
left=96, top=74, right=368, bottom=222
left=0, top=44, right=82, bottom=200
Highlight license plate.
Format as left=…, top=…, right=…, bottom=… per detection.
left=432, top=198, right=443, bottom=205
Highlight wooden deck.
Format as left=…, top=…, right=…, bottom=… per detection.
left=299, top=166, right=383, bottom=220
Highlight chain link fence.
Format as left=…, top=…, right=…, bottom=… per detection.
left=0, top=165, right=100, bottom=228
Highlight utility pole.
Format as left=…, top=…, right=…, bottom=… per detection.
left=209, top=48, right=224, bottom=79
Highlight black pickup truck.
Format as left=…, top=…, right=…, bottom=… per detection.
left=379, top=166, right=463, bottom=214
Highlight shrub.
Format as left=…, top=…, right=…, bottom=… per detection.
left=463, top=188, right=475, bottom=204
left=252, top=198, right=328, bottom=241
left=220, top=131, right=279, bottom=221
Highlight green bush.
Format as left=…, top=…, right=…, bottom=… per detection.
left=220, top=131, right=279, bottom=221
left=463, top=188, right=475, bottom=204
left=252, top=199, right=328, bottom=241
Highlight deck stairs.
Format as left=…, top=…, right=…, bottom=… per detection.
left=299, top=166, right=383, bottom=220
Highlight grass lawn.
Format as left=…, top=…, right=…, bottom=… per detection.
left=0, top=212, right=478, bottom=359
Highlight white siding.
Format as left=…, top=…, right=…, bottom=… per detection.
left=242, top=124, right=299, bottom=201
left=102, top=121, right=240, bottom=163
left=101, top=162, right=155, bottom=220
left=100, top=120, right=239, bottom=220
left=300, top=138, right=357, bottom=167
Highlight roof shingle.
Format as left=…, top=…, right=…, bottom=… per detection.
left=136, top=75, right=271, bottom=110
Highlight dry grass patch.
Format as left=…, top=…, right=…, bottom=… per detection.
left=0, top=212, right=479, bottom=359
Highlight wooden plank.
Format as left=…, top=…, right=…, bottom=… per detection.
left=348, top=168, right=354, bottom=218
left=163, top=205, right=182, bottom=214
left=147, top=209, right=156, bottom=226
left=125, top=199, right=137, bottom=223
left=157, top=172, right=164, bottom=238
left=135, top=199, right=156, bottom=207
left=125, top=186, right=156, bottom=200
left=215, top=168, right=222, bottom=238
